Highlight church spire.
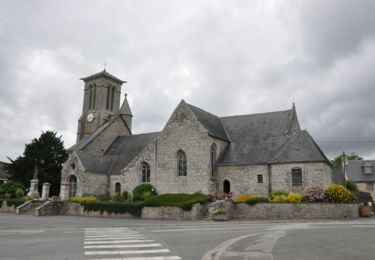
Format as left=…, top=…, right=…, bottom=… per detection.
left=119, top=94, right=133, bottom=130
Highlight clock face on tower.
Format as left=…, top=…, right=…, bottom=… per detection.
left=87, top=113, right=94, bottom=123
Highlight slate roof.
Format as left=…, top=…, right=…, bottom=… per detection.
left=332, top=169, right=346, bottom=184
left=69, top=121, right=112, bottom=151
left=80, top=69, right=126, bottom=84
left=76, top=132, right=159, bottom=174
left=187, top=104, right=229, bottom=141
left=105, top=132, right=159, bottom=175
left=0, top=161, right=8, bottom=180
left=345, top=160, right=375, bottom=182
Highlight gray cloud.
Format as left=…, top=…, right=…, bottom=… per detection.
left=0, top=0, right=375, bottom=161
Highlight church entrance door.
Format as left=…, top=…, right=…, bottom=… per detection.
left=223, top=180, right=230, bottom=194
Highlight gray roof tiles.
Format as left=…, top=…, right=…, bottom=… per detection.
left=69, top=121, right=112, bottom=151
left=80, top=70, right=126, bottom=84
left=345, top=160, right=375, bottom=182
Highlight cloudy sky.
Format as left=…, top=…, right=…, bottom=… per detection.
left=1, top=0, right=375, bottom=162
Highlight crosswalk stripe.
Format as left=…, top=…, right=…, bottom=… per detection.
left=84, top=249, right=171, bottom=255
left=88, top=256, right=182, bottom=260
left=84, top=243, right=161, bottom=249
left=85, top=240, right=155, bottom=244
left=85, top=236, right=144, bottom=241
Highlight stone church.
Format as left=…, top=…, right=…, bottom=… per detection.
left=60, top=70, right=332, bottom=200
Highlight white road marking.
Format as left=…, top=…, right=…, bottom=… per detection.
left=85, top=236, right=145, bottom=241
left=84, top=243, right=162, bottom=249
left=84, top=249, right=170, bottom=255
left=88, top=256, right=181, bottom=260
left=85, top=240, right=155, bottom=244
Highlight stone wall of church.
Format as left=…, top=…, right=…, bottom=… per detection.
left=60, top=152, right=108, bottom=200
left=208, top=136, right=229, bottom=193
left=155, top=102, right=220, bottom=194
left=84, top=116, right=131, bottom=155
left=110, top=140, right=157, bottom=194
left=217, top=165, right=269, bottom=197
left=270, top=162, right=332, bottom=193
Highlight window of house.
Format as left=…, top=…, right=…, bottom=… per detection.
left=142, top=162, right=151, bottom=182
left=68, top=175, right=77, bottom=198
left=177, top=150, right=187, bottom=176
left=367, top=183, right=374, bottom=191
left=291, top=168, right=302, bottom=186
left=364, top=166, right=373, bottom=174
left=110, top=86, right=115, bottom=111
left=210, top=144, right=217, bottom=178
left=106, top=86, right=110, bottom=110
left=257, top=174, right=263, bottom=183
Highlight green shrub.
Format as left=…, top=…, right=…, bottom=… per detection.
left=270, top=193, right=303, bottom=203
left=111, top=193, right=126, bottom=202
left=345, top=180, right=359, bottom=192
left=82, top=202, right=144, bottom=217
left=324, top=184, right=351, bottom=203
left=132, top=183, right=157, bottom=201
left=246, top=196, right=269, bottom=205
left=269, top=190, right=288, bottom=200
left=0, top=181, right=25, bottom=199
left=144, top=193, right=209, bottom=210
left=5, top=198, right=25, bottom=207
left=69, top=196, right=97, bottom=203
left=15, top=188, right=24, bottom=198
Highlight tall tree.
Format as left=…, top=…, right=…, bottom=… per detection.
left=331, top=152, right=362, bottom=169
left=6, top=131, right=68, bottom=196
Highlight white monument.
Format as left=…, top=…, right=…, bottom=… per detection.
left=27, top=163, right=40, bottom=197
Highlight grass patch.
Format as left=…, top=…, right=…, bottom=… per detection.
left=82, top=202, right=144, bottom=217
left=143, top=193, right=209, bottom=210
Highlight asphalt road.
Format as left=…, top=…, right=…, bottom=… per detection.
left=1, top=213, right=375, bottom=260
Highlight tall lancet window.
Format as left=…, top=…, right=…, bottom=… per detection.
left=106, top=86, right=110, bottom=110
left=110, top=86, right=115, bottom=111
left=92, top=84, right=96, bottom=109
left=88, top=85, right=93, bottom=110
left=210, top=144, right=217, bottom=178
left=177, top=150, right=187, bottom=176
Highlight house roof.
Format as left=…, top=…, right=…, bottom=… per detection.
left=332, top=169, right=346, bottom=184
left=270, top=130, right=330, bottom=164
left=0, top=161, right=8, bottom=179
left=218, top=110, right=292, bottom=165
left=345, top=160, right=375, bottom=182
left=187, top=103, right=229, bottom=141
left=105, top=132, right=159, bottom=175
left=80, top=69, right=126, bottom=84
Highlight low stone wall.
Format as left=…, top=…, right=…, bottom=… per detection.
left=234, top=203, right=359, bottom=219
left=0, top=201, right=17, bottom=213
left=141, top=203, right=207, bottom=220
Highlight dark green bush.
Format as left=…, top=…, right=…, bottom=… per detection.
left=345, top=180, right=359, bottom=192
left=132, top=183, right=157, bottom=201
left=246, top=197, right=269, bottom=205
left=82, top=202, right=144, bottom=217
left=144, top=193, right=209, bottom=210
left=5, top=198, right=25, bottom=207
left=0, top=181, right=25, bottom=199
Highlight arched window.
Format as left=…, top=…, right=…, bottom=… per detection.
left=210, top=144, right=217, bottom=178
left=291, top=168, right=302, bottom=186
left=110, top=86, right=115, bottom=111
left=115, top=182, right=121, bottom=194
left=223, top=179, right=230, bottom=193
left=177, top=150, right=187, bottom=176
left=88, top=85, right=93, bottom=109
left=142, top=162, right=151, bottom=182
left=68, top=175, right=77, bottom=198
left=92, top=84, right=96, bottom=109
left=106, top=86, right=110, bottom=110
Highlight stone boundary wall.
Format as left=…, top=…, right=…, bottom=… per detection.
left=234, top=203, right=359, bottom=219
left=141, top=203, right=207, bottom=220
left=0, top=201, right=17, bottom=213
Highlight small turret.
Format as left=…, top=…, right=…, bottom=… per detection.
left=119, top=94, right=133, bottom=131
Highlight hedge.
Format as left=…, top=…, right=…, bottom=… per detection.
left=82, top=202, right=144, bottom=217
left=0, top=198, right=25, bottom=208
left=143, top=193, right=209, bottom=210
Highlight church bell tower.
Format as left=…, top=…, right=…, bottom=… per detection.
left=76, top=69, right=126, bottom=142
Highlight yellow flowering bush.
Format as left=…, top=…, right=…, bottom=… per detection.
left=324, top=184, right=351, bottom=203
left=235, top=194, right=252, bottom=203
left=70, top=196, right=97, bottom=203
left=270, top=193, right=303, bottom=203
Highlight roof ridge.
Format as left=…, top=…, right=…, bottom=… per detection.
left=220, top=109, right=292, bottom=119
left=186, top=102, right=220, bottom=118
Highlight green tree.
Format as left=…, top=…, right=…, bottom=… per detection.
left=5, top=131, right=68, bottom=196
left=331, top=152, right=362, bottom=169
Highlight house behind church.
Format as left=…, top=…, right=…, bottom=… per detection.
left=60, top=70, right=332, bottom=200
